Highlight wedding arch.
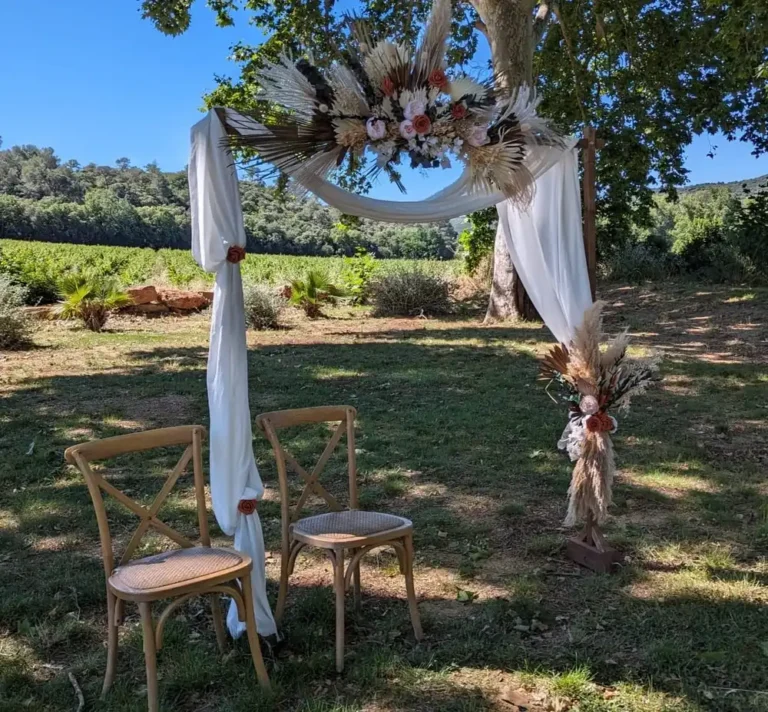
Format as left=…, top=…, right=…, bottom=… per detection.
left=187, top=0, right=655, bottom=636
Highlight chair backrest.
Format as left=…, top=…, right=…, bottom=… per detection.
left=255, top=406, right=357, bottom=547
left=64, top=425, right=208, bottom=579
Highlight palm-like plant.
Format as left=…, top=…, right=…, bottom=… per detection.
left=288, top=270, right=344, bottom=318
left=58, top=272, right=131, bottom=332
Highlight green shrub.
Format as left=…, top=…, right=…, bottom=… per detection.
left=601, top=243, right=679, bottom=283
left=724, top=181, right=768, bottom=277
left=243, top=284, right=286, bottom=330
left=369, top=269, right=453, bottom=317
left=288, top=270, right=345, bottom=318
left=57, top=272, right=131, bottom=332
left=0, top=274, right=32, bottom=349
left=458, top=207, right=496, bottom=274
left=341, top=248, right=378, bottom=305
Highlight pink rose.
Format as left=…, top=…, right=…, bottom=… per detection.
left=399, top=120, right=417, bottom=140
left=451, top=103, right=468, bottom=120
left=238, top=498, right=258, bottom=515
left=467, top=125, right=490, bottom=147
left=404, top=99, right=426, bottom=121
left=226, top=246, right=246, bottom=264
left=428, top=69, right=449, bottom=90
left=412, top=114, right=432, bottom=135
left=366, top=117, right=387, bottom=141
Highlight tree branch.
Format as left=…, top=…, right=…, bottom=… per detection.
left=552, top=2, right=589, bottom=125
left=533, top=3, right=552, bottom=44
left=475, top=20, right=489, bottom=40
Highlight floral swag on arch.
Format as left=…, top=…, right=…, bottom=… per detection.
left=221, top=0, right=563, bottom=207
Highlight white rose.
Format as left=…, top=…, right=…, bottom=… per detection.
left=579, top=395, right=600, bottom=415
left=467, top=125, right=490, bottom=147
left=366, top=117, right=387, bottom=141
left=403, top=100, right=426, bottom=121
left=399, top=120, right=417, bottom=140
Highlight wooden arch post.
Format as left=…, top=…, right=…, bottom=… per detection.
left=576, top=127, right=604, bottom=301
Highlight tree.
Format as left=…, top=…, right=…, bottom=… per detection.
left=142, top=0, right=767, bottom=318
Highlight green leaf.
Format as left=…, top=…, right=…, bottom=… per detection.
left=456, top=588, right=478, bottom=604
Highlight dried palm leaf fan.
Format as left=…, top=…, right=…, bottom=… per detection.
left=223, top=0, right=564, bottom=204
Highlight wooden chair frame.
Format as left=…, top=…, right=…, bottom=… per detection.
left=65, top=425, right=269, bottom=711
left=256, top=406, right=422, bottom=672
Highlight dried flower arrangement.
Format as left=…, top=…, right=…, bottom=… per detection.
left=224, top=0, right=563, bottom=205
left=540, top=302, right=659, bottom=528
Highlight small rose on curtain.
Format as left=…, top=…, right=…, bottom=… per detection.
left=227, top=246, right=246, bottom=264
left=238, top=498, right=258, bottom=515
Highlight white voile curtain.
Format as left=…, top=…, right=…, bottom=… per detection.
left=189, top=111, right=278, bottom=638
left=497, top=147, right=593, bottom=344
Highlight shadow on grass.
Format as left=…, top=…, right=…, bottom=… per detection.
left=4, top=570, right=765, bottom=711
left=2, top=320, right=767, bottom=711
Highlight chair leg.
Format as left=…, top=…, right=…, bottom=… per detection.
left=333, top=550, right=346, bottom=673
left=351, top=548, right=362, bottom=611
left=139, top=602, right=160, bottom=712
left=275, top=546, right=290, bottom=625
left=402, top=535, right=423, bottom=641
left=210, top=594, right=227, bottom=655
left=102, top=591, right=119, bottom=698
left=240, top=575, right=271, bottom=690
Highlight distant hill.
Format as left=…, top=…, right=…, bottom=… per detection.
left=681, top=174, right=767, bottom=196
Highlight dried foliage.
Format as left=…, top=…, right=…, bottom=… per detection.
left=0, top=274, right=32, bottom=349
left=225, top=0, right=562, bottom=203
left=542, top=301, right=659, bottom=526
left=370, top=269, right=453, bottom=317
left=243, top=284, right=286, bottom=330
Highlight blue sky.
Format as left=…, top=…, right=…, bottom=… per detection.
left=1, top=0, right=766, bottom=201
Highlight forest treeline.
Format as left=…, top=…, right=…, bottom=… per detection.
left=0, top=143, right=457, bottom=259
left=1, top=142, right=767, bottom=283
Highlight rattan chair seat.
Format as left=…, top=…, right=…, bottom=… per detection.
left=109, top=546, right=248, bottom=597
left=292, top=510, right=410, bottom=545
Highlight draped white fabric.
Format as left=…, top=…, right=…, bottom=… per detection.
left=188, top=109, right=589, bottom=641
left=223, top=108, right=575, bottom=223
left=496, top=147, right=593, bottom=345
left=189, top=111, right=278, bottom=638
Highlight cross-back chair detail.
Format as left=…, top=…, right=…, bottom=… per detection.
left=66, top=425, right=269, bottom=711
left=256, top=406, right=422, bottom=673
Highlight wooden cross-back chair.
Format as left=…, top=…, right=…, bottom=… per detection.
left=256, top=406, right=422, bottom=672
left=65, top=425, right=269, bottom=712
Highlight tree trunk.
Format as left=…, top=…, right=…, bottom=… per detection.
left=473, top=0, right=539, bottom=322
left=485, top=225, right=539, bottom=321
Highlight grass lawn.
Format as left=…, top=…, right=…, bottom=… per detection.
left=1, top=282, right=767, bottom=711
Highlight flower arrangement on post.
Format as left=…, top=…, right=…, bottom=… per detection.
left=223, top=0, right=562, bottom=206
left=540, top=302, right=659, bottom=569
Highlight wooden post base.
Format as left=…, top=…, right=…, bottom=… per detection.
left=566, top=516, right=621, bottom=574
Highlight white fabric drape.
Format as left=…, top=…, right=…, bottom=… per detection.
left=222, top=108, right=575, bottom=223
left=189, top=111, right=277, bottom=638
left=497, top=147, right=593, bottom=344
